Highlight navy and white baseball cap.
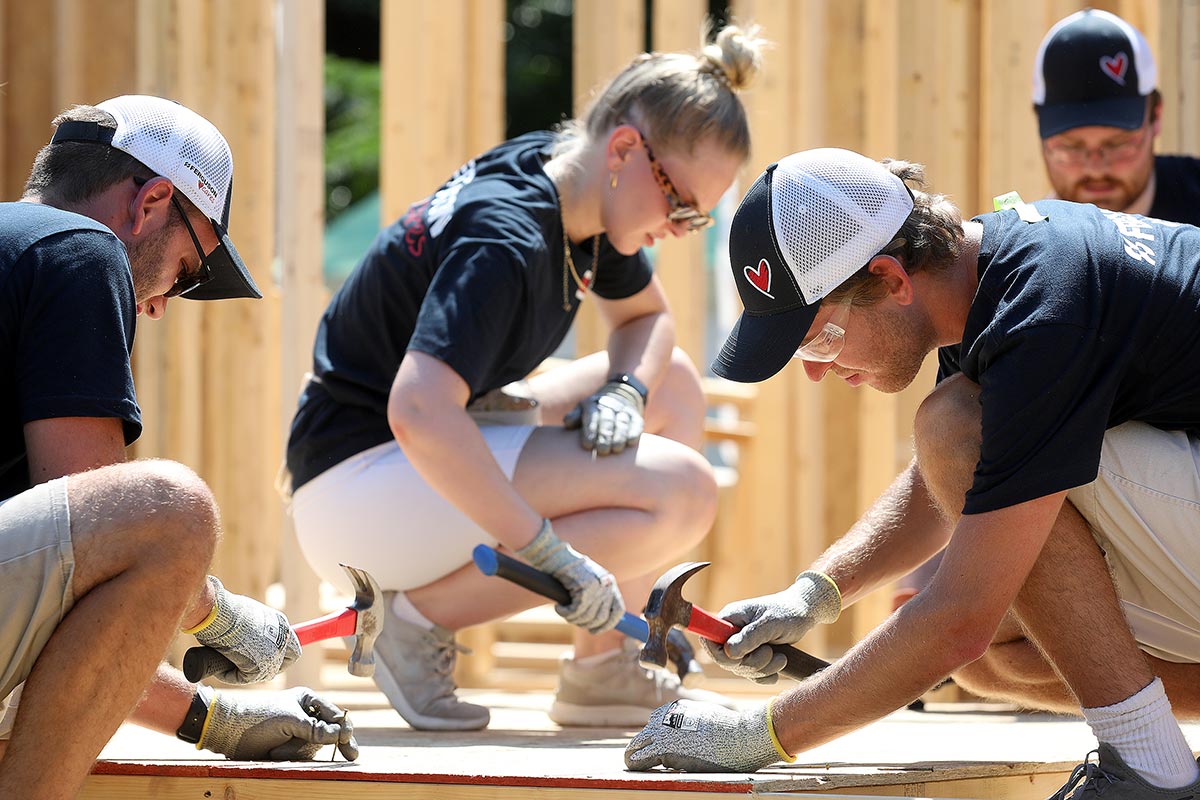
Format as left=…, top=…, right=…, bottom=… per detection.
left=1032, top=9, right=1156, bottom=139
left=50, top=95, right=261, bottom=300
left=711, top=148, right=914, bottom=384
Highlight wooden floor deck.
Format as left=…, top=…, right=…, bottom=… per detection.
left=81, top=682, right=1200, bottom=800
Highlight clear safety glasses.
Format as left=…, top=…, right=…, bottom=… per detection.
left=793, top=298, right=852, bottom=363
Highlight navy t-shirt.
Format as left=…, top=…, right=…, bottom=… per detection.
left=1149, top=154, right=1200, bottom=227
left=938, top=200, right=1200, bottom=515
left=0, top=202, right=140, bottom=500
left=287, top=131, right=654, bottom=489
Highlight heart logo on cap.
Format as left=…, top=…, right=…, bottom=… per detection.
left=744, top=258, right=774, bottom=299
left=1100, top=52, right=1128, bottom=86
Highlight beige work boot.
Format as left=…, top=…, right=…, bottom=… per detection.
left=549, top=639, right=735, bottom=728
left=369, top=595, right=490, bottom=731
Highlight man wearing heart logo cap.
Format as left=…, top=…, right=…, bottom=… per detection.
left=0, top=96, right=355, bottom=800
left=1033, top=8, right=1200, bottom=223
left=625, top=148, right=1200, bottom=799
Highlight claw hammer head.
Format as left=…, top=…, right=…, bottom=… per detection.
left=340, top=563, right=383, bottom=678
left=639, top=561, right=709, bottom=669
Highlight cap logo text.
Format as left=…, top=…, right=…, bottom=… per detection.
left=744, top=258, right=774, bottom=299
left=1099, top=52, right=1128, bottom=86
left=183, top=160, right=219, bottom=204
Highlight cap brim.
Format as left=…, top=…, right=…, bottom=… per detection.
left=183, top=222, right=262, bottom=301
left=1037, top=95, right=1146, bottom=138
left=711, top=302, right=821, bottom=383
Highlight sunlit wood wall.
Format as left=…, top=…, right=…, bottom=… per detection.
left=0, top=0, right=1195, bottom=668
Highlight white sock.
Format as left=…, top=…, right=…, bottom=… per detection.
left=1083, top=678, right=1199, bottom=788
left=390, top=592, right=435, bottom=630
left=572, top=648, right=622, bottom=668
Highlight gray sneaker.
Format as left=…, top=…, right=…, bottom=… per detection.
left=1049, top=744, right=1200, bottom=799
left=369, top=596, right=490, bottom=731
left=549, top=639, right=736, bottom=728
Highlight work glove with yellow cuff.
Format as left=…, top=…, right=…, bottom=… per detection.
left=184, top=576, right=302, bottom=684
left=625, top=698, right=793, bottom=772
left=701, top=571, right=841, bottom=685
left=193, top=686, right=358, bottom=761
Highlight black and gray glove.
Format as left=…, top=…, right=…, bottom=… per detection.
left=702, top=571, right=841, bottom=685
left=199, top=687, right=358, bottom=761
left=562, top=379, right=645, bottom=456
left=516, top=518, right=624, bottom=634
left=186, top=576, right=302, bottom=684
left=625, top=698, right=793, bottom=772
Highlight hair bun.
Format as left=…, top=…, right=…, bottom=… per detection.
left=700, top=22, right=768, bottom=92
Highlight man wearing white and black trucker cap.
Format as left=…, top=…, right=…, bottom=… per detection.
left=0, top=96, right=355, bottom=800
left=1033, top=8, right=1200, bottom=224
left=627, top=148, right=1200, bottom=798
left=49, top=94, right=261, bottom=300
left=709, top=149, right=914, bottom=383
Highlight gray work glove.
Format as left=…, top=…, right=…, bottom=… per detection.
left=701, top=571, right=841, bottom=685
left=199, top=687, right=359, bottom=761
left=625, top=699, right=793, bottom=772
left=516, top=518, right=624, bottom=634
left=562, top=380, right=645, bottom=456
left=188, top=576, right=302, bottom=684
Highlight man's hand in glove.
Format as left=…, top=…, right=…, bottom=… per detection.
left=516, top=518, right=624, bottom=634
left=185, top=576, right=302, bottom=684
left=562, top=377, right=645, bottom=456
left=701, top=571, right=841, bottom=685
left=199, top=687, right=359, bottom=761
left=625, top=699, right=793, bottom=772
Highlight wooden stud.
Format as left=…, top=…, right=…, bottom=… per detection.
left=276, top=0, right=327, bottom=690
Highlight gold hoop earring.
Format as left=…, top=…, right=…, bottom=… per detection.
left=610, top=172, right=619, bottom=190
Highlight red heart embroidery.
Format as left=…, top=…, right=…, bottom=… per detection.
left=1100, top=52, right=1128, bottom=85
left=744, top=258, right=773, bottom=298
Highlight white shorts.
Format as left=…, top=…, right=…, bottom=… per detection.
left=1066, top=422, right=1200, bottom=663
left=291, top=425, right=536, bottom=593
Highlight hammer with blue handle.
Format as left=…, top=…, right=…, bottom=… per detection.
left=472, top=544, right=702, bottom=684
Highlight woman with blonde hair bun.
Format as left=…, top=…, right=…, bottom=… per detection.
left=286, top=22, right=767, bottom=731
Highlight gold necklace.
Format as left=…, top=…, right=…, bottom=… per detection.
left=561, top=227, right=601, bottom=311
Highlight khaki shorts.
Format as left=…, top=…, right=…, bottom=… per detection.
left=1066, top=422, right=1200, bottom=663
left=0, top=478, right=75, bottom=713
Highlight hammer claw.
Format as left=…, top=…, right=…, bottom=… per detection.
left=641, top=560, right=831, bottom=683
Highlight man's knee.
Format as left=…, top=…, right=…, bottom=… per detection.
left=913, top=374, right=982, bottom=513
left=914, top=374, right=981, bottom=460
left=70, top=460, right=219, bottom=579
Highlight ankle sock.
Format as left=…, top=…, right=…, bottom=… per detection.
left=572, top=648, right=622, bottom=669
left=1083, top=678, right=1199, bottom=789
left=390, top=592, right=435, bottom=630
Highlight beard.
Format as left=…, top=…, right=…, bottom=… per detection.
left=125, top=225, right=173, bottom=303
left=1058, top=176, right=1142, bottom=210
left=856, top=301, right=938, bottom=394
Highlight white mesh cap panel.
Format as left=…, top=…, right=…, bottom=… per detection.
left=98, top=95, right=233, bottom=225
left=770, top=149, right=914, bottom=304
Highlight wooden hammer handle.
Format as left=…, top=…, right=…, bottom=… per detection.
left=687, top=605, right=830, bottom=681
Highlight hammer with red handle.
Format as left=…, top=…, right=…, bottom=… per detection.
left=183, top=563, right=383, bottom=682
left=640, top=561, right=829, bottom=681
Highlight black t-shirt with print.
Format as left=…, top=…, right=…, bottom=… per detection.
left=0, top=203, right=140, bottom=501
left=287, top=131, right=654, bottom=490
left=937, top=200, right=1200, bottom=515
